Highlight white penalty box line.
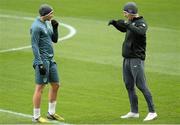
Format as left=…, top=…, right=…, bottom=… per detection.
left=0, top=14, right=77, bottom=53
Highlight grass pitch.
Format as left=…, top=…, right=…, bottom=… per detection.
left=0, top=0, right=180, bottom=124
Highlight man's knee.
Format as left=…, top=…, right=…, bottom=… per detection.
left=125, top=82, right=134, bottom=91
left=136, top=83, right=150, bottom=95
left=35, top=84, right=45, bottom=93
left=51, top=83, right=60, bottom=90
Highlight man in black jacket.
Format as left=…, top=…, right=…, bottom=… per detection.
left=108, top=2, right=157, bottom=121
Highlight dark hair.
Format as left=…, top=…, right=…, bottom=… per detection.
left=39, top=4, right=53, bottom=16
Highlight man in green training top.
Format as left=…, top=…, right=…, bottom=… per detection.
left=108, top=2, right=157, bottom=121
left=30, top=4, right=64, bottom=123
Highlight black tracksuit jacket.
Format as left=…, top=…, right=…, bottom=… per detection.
left=113, top=16, right=147, bottom=60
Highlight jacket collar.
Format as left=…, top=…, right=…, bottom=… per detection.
left=132, top=16, right=143, bottom=21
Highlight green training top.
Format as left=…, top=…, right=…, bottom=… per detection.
left=30, top=17, right=55, bottom=66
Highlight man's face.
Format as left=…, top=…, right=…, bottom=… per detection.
left=123, top=11, right=134, bottom=20
left=123, top=11, right=129, bottom=18
left=44, top=12, right=53, bottom=21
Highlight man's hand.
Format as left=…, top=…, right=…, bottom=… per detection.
left=51, top=19, right=59, bottom=29
left=108, top=20, right=116, bottom=26
left=38, top=64, right=46, bottom=75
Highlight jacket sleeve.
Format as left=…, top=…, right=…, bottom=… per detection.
left=31, top=27, right=43, bottom=65
left=51, top=27, right=58, bottom=43
left=113, top=20, right=127, bottom=32
left=127, top=22, right=147, bottom=35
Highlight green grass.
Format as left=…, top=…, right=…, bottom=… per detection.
left=0, top=0, right=180, bottom=124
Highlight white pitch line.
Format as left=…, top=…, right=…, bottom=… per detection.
left=0, top=14, right=77, bottom=53
left=0, top=108, right=68, bottom=124
left=0, top=46, right=31, bottom=53
left=0, top=109, right=32, bottom=118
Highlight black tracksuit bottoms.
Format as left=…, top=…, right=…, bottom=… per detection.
left=123, top=58, right=155, bottom=113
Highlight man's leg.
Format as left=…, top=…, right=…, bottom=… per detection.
left=133, top=60, right=155, bottom=113
left=131, top=59, right=157, bottom=121
left=123, top=59, right=138, bottom=113
left=32, top=63, right=49, bottom=123
left=136, top=74, right=155, bottom=113
left=48, top=83, right=59, bottom=115
left=121, top=59, right=139, bottom=119
left=47, top=61, right=64, bottom=121
left=48, top=61, right=60, bottom=115
left=33, top=84, right=45, bottom=119
left=47, top=82, right=64, bottom=121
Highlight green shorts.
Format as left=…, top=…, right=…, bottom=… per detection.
left=34, top=60, right=60, bottom=84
